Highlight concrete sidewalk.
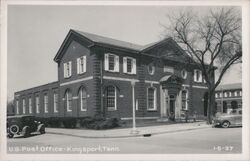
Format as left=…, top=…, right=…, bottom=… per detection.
left=46, top=121, right=211, bottom=138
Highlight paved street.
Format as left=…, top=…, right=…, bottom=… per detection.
left=7, top=127, right=241, bottom=154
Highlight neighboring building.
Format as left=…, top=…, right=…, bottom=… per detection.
left=215, top=83, right=242, bottom=114
left=7, top=100, right=15, bottom=116
left=14, top=29, right=212, bottom=120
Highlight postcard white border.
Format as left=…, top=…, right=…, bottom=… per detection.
left=1, top=0, right=249, bottom=161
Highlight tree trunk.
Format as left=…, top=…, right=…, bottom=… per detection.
left=207, top=90, right=215, bottom=124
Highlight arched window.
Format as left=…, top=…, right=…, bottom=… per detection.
left=182, top=90, right=188, bottom=110
left=148, top=65, right=155, bottom=75
left=79, top=87, right=87, bottom=111
left=106, top=86, right=117, bottom=111
left=65, top=89, right=72, bottom=112
left=181, top=69, right=187, bottom=79
left=147, top=87, right=157, bottom=110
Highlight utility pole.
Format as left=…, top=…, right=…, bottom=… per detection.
left=130, top=81, right=139, bottom=134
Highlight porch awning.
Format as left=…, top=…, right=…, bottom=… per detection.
left=160, top=75, right=172, bottom=82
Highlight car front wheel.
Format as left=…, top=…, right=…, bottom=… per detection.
left=40, top=126, right=45, bottom=134
left=23, top=126, right=30, bottom=138
left=9, top=125, right=19, bottom=134
left=222, top=121, right=230, bottom=128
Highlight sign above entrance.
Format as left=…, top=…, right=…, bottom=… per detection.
left=164, top=66, right=174, bottom=73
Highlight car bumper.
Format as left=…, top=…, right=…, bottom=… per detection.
left=212, top=120, right=223, bottom=126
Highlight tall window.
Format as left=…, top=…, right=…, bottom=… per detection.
left=123, top=57, right=136, bottom=74
left=66, top=90, right=72, bottom=112
left=22, top=99, right=26, bottom=114
left=147, top=87, right=157, bottom=110
left=182, top=90, right=188, bottom=110
left=53, top=93, right=58, bottom=113
left=194, top=69, right=202, bottom=82
left=237, top=91, right=241, bottom=97
left=16, top=100, right=19, bottom=114
left=64, top=61, right=72, bottom=78
left=79, top=87, right=87, bottom=111
left=109, top=54, right=115, bottom=71
left=224, top=92, right=228, bottom=97
left=215, top=93, right=218, bottom=98
left=77, top=56, right=86, bottom=74
left=44, top=94, right=48, bottom=113
left=106, top=86, right=116, bottom=111
left=234, top=91, right=237, bottom=97
left=104, top=53, right=119, bottom=72
left=29, top=97, right=32, bottom=114
left=36, top=96, right=40, bottom=113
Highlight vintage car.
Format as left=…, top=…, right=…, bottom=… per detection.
left=7, top=115, right=45, bottom=138
left=212, top=108, right=242, bottom=128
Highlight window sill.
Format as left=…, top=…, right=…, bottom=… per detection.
left=64, top=76, right=72, bottom=79
left=147, top=109, right=157, bottom=112
left=124, top=72, right=136, bottom=75
left=81, top=109, right=87, bottom=112
left=105, top=70, right=119, bottom=73
left=78, top=72, right=86, bottom=75
left=194, top=80, right=203, bottom=83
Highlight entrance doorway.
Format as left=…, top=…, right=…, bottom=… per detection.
left=169, top=95, right=175, bottom=121
left=169, top=95, right=175, bottom=113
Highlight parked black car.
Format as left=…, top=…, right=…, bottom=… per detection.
left=7, top=115, right=45, bottom=138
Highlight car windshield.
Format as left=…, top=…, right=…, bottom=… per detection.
left=8, top=118, right=21, bottom=123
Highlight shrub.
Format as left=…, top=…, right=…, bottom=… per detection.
left=35, top=116, right=120, bottom=130
left=89, top=117, right=120, bottom=130
left=48, top=117, right=61, bottom=128
left=61, top=117, right=77, bottom=128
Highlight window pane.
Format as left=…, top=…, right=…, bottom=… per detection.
left=80, top=88, right=87, bottom=111
left=67, top=91, right=72, bottom=111
left=108, top=55, right=115, bottom=71
left=36, top=96, right=40, bottom=113
left=182, top=91, right=187, bottom=110
left=148, top=88, right=155, bottom=110
left=127, top=58, right=132, bottom=73
left=23, top=99, right=26, bottom=114
left=107, top=86, right=116, bottom=110
left=29, top=98, right=32, bottom=113
left=44, top=94, right=48, bottom=113
left=54, top=93, right=58, bottom=112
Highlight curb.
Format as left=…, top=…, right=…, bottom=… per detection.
left=46, top=125, right=210, bottom=139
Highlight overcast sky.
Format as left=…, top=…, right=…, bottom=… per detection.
left=7, top=5, right=241, bottom=100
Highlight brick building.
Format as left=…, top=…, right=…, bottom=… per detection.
left=215, top=83, right=242, bottom=114
left=14, top=29, right=211, bottom=120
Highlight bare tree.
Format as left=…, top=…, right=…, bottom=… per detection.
left=162, top=7, right=242, bottom=124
